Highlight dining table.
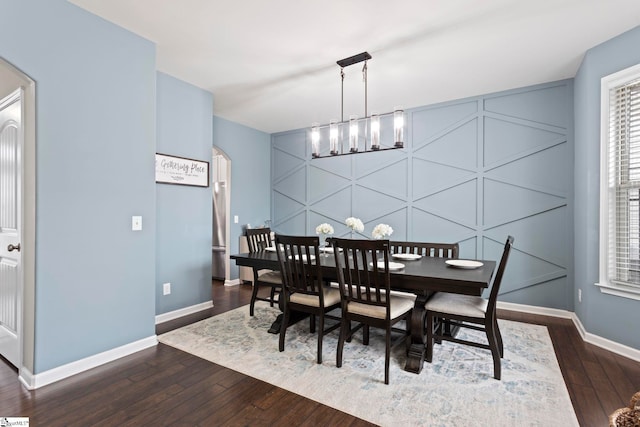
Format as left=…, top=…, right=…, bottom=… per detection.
left=231, top=249, right=496, bottom=374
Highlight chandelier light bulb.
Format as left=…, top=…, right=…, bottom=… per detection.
left=349, top=115, right=359, bottom=153
left=370, top=113, right=380, bottom=150
left=329, top=120, right=339, bottom=155
left=311, top=123, right=320, bottom=158
left=394, top=108, right=405, bottom=148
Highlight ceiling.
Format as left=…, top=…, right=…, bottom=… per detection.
left=69, top=0, right=640, bottom=134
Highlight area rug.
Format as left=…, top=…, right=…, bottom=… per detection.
left=158, top=304, right=579, bottom=426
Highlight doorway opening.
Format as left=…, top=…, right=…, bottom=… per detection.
left=0, top=56, right=36, bottom=385
left=212, top=147, right=231, bottom=283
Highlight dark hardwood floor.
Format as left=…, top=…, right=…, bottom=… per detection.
left=0, top=281, right=637, bottom=426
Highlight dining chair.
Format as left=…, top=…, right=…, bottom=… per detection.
left=389, top=241, right=459, bottom=259
left=424, top=235, right=514, bottom=380
left=246, top=227, right=282, bottom=316
left=330, top=237, right=414, bottom=385
left=390, top=240, right=459, bottom=338
left=274, top=234, right=341, bottom=364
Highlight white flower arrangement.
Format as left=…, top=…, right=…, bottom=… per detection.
left=315, top=223, right=334, bottom=236
left=345, top=217, right=364, bottom=233
left=372, top=223, right=393, bottom=239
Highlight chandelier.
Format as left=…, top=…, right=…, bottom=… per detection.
left=311, top=52, right=404, bottom=159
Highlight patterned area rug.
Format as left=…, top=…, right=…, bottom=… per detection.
left=158, top=304, right=578, bottom=426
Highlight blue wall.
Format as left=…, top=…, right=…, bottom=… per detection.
left=156, top=73, right=213, bottom=314
left=0, top=0, right=157, bottom=372
left=212, top=116, right=271, bottom=279
left=272, top=81, right=574, bottom=310
left=1, top=0, right=636, bottom=377
left=574, top=26, right=640, bottom=350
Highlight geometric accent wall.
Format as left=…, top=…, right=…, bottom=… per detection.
left=272, top=80, right=573, bottom=310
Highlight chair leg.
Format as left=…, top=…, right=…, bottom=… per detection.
left=385, top=326, right=391, bottom=385
left=316, top=314, right=324, bottom=364
left=486, top=319, right=501, bottom=380
left=494, top=317, right=504, bottom=357
left=434, top=317, right=443, bottom=344
left=363, top=324, right=370, bottom=346
left=279, top=306, right=289, bottom=353
left=337, top=318, right=347, bottom=368
left=309, top=314, right=316, bottom=334
left=405, top=312, right=412, bottom=354
left=250, top=282, right=260, bottom=317
left=269, top=287, right=276, bottom=307
left=426, top=313, right=434, bottom=363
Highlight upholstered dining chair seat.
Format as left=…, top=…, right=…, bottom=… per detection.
left=425, top=293, right=488, bottom=318
left=290, top=287, right=341, bottom=307
left=256, top=270, right=282, bottom=284
left=348, top=296, right=414, bottom=319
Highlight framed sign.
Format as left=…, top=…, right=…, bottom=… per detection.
left=155, top=153, right=210, bottom=187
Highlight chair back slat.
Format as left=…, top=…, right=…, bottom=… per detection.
left=246, top=228, right=273, bottom=252
left=331, top=238, right=391, bottom=312
left=275, top=234, right=324, bottom=300
left=486, top=236, right=514, bottom=313
left=389, top=241, right=459, bottom=258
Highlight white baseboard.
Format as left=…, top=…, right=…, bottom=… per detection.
left=497, top=301, right=574, bottom=319
left=155, top=300, right=213, bottom=325
left=18, top=367, right=34, bottom=390
left=498, top=301, right=640, bottom=362
left=20, top=300, right=639, bottom=390
left=22, top=335, right=157, bottom=390
left=571, top=313, right=640, bottom=362
left=225, top=278, right=241, bottom=286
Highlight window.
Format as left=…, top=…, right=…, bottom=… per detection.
left=598, top=63, right=640, bottom=300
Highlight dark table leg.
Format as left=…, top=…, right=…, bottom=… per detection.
left=405, top=294, right=428, bottom=374
left=267, top=292, right=309, bottom=334
left=267, top=311, right=308, bottom=334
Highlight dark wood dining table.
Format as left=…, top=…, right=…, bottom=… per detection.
left=231, top=250, right=496, bottom=374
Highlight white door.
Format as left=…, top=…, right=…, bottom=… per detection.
left=0, top=89, right=22, bottom=367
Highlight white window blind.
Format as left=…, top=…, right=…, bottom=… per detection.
left=607, top=78, right=640, bottom=287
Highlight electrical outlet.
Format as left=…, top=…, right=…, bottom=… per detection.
left=132, top=215, right=142, bottom=231
left=234, top=215, right=239, bottom=224
left=578, top=288, right=582, bottom=303
left=163, top=282, right=171, bottom=295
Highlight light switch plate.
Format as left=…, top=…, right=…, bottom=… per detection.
left=234, top=215, right=239, bottom=224
left=132, top=216, right=142, bottom=231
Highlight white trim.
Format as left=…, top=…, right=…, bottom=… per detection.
left=499, top=301, right=640, bottom=362
left=225, top=278, right=241, bottom=286
left=571, top=312, right=640, bottom=362
left=497, top=301, right=573, bottom=319
left=14, top=301, right=640, bottom=389
left=22, top=336, right=157, bottom=389
left=0, top=58, right=37, bottom=387
left=155, top=300, right=213, bottom=325
left=594, top=281, right=640, bottom=301
left=598, top=63, right=640, bottom=300
left=18, top=367, right=34, bottom=390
